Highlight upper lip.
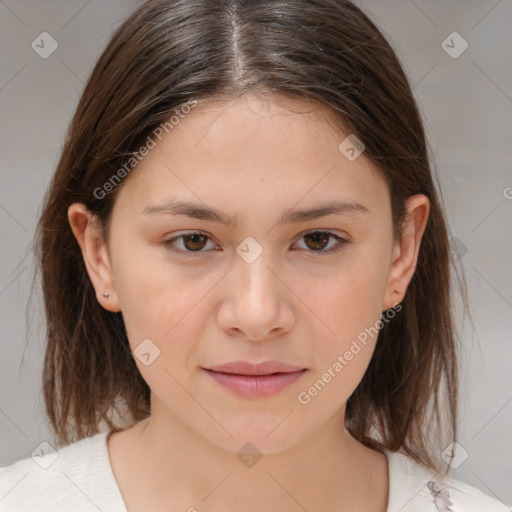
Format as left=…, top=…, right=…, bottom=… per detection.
left=206, top=361, right=305, bottom=376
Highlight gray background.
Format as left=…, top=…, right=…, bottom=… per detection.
left=1, top=0, right=511, bottom=506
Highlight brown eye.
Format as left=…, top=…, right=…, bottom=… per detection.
left=293, top=231, right=348, bottom=255
left=181, top=233, right=208, bottom=251
left=163, top=231, right=217, bottom=256
left=303, top=232, right=331, bottom=251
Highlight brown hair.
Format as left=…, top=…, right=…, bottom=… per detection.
left=32, top=0, right=465, bottom=471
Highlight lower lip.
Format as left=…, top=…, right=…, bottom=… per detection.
left=203, top=369, right=307, bottom=398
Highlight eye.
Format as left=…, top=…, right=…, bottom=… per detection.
left=292, top=231, right=348, bottom=255
left=163, top=231, right=218, bottom=256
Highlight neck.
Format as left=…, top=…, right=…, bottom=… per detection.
left=115, top=398, right=389, bottom=512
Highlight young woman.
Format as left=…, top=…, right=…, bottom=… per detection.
left=1, top=0, right=508, bottom=511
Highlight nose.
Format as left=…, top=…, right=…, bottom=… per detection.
left=217, top=252, right=295, bottom=341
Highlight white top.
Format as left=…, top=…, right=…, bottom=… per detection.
left=0, top=432, right=509, bottom=511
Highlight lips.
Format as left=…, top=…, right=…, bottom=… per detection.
left=203, top=361, right=307, bottom=398
left=207, top=360, right=304, bottom=376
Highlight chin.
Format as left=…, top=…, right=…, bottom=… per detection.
left=196, top=412, right=310, bottom=456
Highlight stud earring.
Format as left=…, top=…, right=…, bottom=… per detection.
left=102, top=292, right=110, bottom=299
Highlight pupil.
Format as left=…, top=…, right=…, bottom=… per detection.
left=306, top=232, right=328, bottom=250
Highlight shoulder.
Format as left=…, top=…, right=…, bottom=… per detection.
left=0, top=432, right=125, bottom=512
left=385, top=449, right=511, bottom=512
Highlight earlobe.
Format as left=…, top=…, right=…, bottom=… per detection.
left=67, top=203, right=121, bottom=312
left=382, top=194, right=430, bottom=311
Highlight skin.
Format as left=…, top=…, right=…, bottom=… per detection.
left=68, top=93, right=429, bottom=512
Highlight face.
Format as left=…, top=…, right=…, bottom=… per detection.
left=70, top=93, right=428, bottom=454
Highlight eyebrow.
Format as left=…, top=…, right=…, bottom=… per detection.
left=140, top=199, right=369, bottom=228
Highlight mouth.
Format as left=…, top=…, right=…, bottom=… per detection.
left=203, top=361, right=307, bottom=398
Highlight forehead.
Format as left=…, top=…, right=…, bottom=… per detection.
left=113, top=93, right=388, bottom=220
left=181, top=93, right=350, bottom=147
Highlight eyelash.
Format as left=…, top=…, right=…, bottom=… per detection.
left=162, top=230, right=349, bottom=257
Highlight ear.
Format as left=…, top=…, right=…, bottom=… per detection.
left=382, top=194, right=430, bottom=311
left=67, top=203, right=121, bottom=312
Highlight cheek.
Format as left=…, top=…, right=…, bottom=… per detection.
left=112, top=235, right=190, bottom=327
left=301, top=258, right=387, bottom=342
left=117, top=272, right=208, bottom=407
left=114, top=250, right=224, bottom=375
left=293, top=270, right=385, bottom=413
left=293, top=249, right=390, bottom=389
